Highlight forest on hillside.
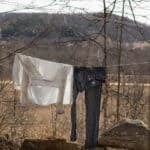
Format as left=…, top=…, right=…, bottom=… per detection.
left=1, top=13, right=150, bottom=42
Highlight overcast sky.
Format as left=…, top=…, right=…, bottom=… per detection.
left=0, top=0, right=150, bottom=25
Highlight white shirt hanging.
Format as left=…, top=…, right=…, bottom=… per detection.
left=12, top=54, right=73, bottom=106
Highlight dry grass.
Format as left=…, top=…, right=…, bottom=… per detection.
left=0, top=75, right=149, bottom=145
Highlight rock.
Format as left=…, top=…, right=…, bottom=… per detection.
left=20, top=138, right=83, bottom=150
left=99, top=119, right=150, bottom=150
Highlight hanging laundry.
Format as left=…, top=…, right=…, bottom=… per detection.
left=12, top=54, right=105, bottom=148
left=12, top=54, right=73, bottom=108
left=70, top=67, right=105, bottom=149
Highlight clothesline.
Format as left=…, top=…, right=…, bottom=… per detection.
left=1, top=61, right=150, bottom=71
left=105, top=61, right=150, bottom=68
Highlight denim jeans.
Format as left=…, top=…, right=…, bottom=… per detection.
left=70, top=67, right=105, bottom=149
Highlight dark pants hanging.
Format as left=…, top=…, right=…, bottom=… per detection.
left=70, top=67, right=105, bottom=149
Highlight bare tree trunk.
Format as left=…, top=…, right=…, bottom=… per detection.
left=103, top=0, right=108, bottom=129
left=116, top=0, right=125, bottom=121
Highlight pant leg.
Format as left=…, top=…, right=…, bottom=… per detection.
left=70, top=67, right=86, bottom=141
left=93, top=82, right=102, bottom=147
left=70, top=78, right=79, bottom=141
left=85, top=84, right=102, bottom=149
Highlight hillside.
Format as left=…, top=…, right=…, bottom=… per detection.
left=0, top=13, right=150, bottom=76
left=0, top=13, right=150, bottom=42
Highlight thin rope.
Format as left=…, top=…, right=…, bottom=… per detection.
left=106, top=61, right=150, bottom=68
left=1, top=60, right=150, bottom=69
